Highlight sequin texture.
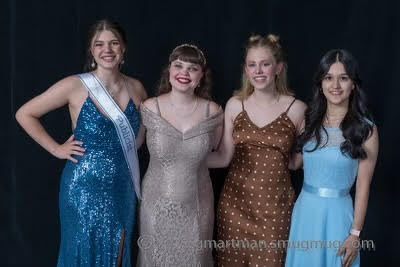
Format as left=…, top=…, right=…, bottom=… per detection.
left=58, top=96, right=140, bottom=266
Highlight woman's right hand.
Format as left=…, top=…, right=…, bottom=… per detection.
left=53, top=135, right=85, bottom=163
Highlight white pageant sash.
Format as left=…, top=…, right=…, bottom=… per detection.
left=78, top=72, right=141, bottom=199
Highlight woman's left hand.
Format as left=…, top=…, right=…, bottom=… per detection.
left=337, top=235, right=359, bottom=267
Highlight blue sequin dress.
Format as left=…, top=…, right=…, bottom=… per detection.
left=285, top=127, right=360, bottom=267
left=58, top=96, right=140, bottom=267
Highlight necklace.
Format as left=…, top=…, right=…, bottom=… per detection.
left=169, top=95, right=199, bottom=118
left=106, top=74, right=126, bottom=98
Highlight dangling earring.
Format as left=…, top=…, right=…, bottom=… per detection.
left=119, top=59, right=125, bottom=70
left=91, top=59, right=96, bottom=69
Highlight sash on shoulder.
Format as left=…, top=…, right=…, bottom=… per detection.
left=77, top=72, right=141, bottom=199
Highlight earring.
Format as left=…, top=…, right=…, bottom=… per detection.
left=91, top=59, right=96, bottom=69
left=121, top=59, right=125, bottom=65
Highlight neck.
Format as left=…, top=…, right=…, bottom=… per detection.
left=325, top=103, right=348, bottom=125
left=92, top=67, right=122, bottom=87
left=252, top=87, right=279, bottom=104
left=169, top=89, right=197, bottom=105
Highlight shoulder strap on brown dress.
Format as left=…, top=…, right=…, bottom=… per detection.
left=285, top=98, right=296, bottom=113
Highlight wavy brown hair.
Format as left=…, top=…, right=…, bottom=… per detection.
left=235, top=34, right=293, bottom=99
left=157, top=44, right=212, bottom=100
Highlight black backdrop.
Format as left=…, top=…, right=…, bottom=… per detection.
left=2, top=0, right=399, bottom=266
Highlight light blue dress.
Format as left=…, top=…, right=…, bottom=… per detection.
left=286, top=127, right=360, bottom=267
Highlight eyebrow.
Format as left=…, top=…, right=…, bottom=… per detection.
left=94, top=39, right=120, bottom=43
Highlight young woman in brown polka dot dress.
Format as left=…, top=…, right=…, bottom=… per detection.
left=207, top=34, right=306, bottom=266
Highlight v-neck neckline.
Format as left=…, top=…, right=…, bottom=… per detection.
left=237, top=110, right=295, bottom=131
left=141, top=104, right=222, bottom=136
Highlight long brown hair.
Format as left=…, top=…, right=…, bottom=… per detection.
left=235, top=34, right=293, bottom=99
left=157, top=44, right=212, bottom=100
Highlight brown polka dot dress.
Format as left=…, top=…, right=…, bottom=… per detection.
left=217, top=99, right=297, bottom=267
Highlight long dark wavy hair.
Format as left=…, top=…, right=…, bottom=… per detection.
left=296, top=49, right=373, bottom=159
left=157, top=44, right=212, bottom=100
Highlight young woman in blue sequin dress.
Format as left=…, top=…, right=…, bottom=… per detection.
left=16, top=20, right=147, bottom=266
left=285, top=49, right=379, bottom=267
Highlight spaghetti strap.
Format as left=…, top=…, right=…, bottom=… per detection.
left=155, top=97, right=161, bottom=116
left=241, top=100, right=245, bottom=111
left=205, top=101, right=210, bottom=118
left=285, top=98, right=296, bottom=113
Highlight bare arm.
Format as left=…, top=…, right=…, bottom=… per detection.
left=338, top=125, right=379, bottom=267
left=129, top=79, right=148, bottom=149
left=15, top=76, right=85, bottom=162
left=207, top=97, right=241, bottom=168
left=352, top=125, right=379, bottom=231
left=287, top=100, right=307, bottom=170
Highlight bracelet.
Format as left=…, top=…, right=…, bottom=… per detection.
left=350, top=229, right=361, bottom=237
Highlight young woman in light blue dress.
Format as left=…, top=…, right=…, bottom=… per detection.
left=286, top=49, right=379, bottom=267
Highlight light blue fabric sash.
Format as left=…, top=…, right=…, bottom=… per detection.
left=302, top=183, right=350, bottom=198
left=78, top=72, right=141, bottom=199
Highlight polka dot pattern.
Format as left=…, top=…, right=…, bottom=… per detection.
left=217, top=110, right=296, bottom=267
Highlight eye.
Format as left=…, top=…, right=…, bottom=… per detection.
left=263, top=63, right=271, bottom=67
left=247, top=63, right=256, bottom=67
left=173, top=63, right=182, bottom=68
left=94, top=43, right=103, bottom=47
left=188, top=66, right=199, bottom=72
left=340, top=76, right=350, bottom=81
left=111, top=41, right=120, bottom=46
left=323, top=76, right=332, bottom=81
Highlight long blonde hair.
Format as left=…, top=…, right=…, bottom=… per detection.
left=235, top=34, right=293, bottom=99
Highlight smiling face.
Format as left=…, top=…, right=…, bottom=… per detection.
left=244, top=46, right=282, bottom=91
left=169, top=59, right=203, bottom=93
left=90, top=30, right=125, bottom=70
left=321, top=62, right=355, bottom=107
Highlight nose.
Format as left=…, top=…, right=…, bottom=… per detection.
left=180, top=67, right=190, bottom=76
left=104, top=43, right=112, bottom=52
left=255, top=64, right=263, bottom=74
left=333, top=77, right=341, bottom=89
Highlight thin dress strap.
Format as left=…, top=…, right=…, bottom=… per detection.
left=205, top=101, right=210, bottom=118
left=285, top=98, right=296, bottom=113
left=155, top=97, right=161, bottom=116
left=241, top=100, right=245, bottom=111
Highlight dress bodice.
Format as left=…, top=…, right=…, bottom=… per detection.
left=303, top=127, right=358, bottom=190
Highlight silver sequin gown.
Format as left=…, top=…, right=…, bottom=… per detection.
left=137, top=100, right=223, bottom=267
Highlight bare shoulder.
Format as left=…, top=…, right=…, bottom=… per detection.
left=142, top=97, right=158, bottom=113
left=124, top=75, right=148, bottom=101
left=286, top=97, right=307, bottom=124
left=44, top=75, right=86, bottom=102
left=207, top=100, right=223, bottom=116
left=225, top=96, right=243, bottom=121
left=54, top=75, right=84, bottom=90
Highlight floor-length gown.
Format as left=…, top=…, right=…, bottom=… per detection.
left=137, top=99, right=223, bottom=267
left=58, top=95, right=139, bottom=267
left=217, top=99, right=297, bottom=267
left=285, top=126, right=360, bottom=267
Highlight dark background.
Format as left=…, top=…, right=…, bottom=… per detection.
left=2, top=0, right=398, bottom=266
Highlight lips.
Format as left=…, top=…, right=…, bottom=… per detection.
left=176, top=77, right=191, bottom=84
left=329, top=90, right=343, bottom=95
left=253, top=76, right=267, bottom=82
left=101, top=55, right=116, bottom=62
